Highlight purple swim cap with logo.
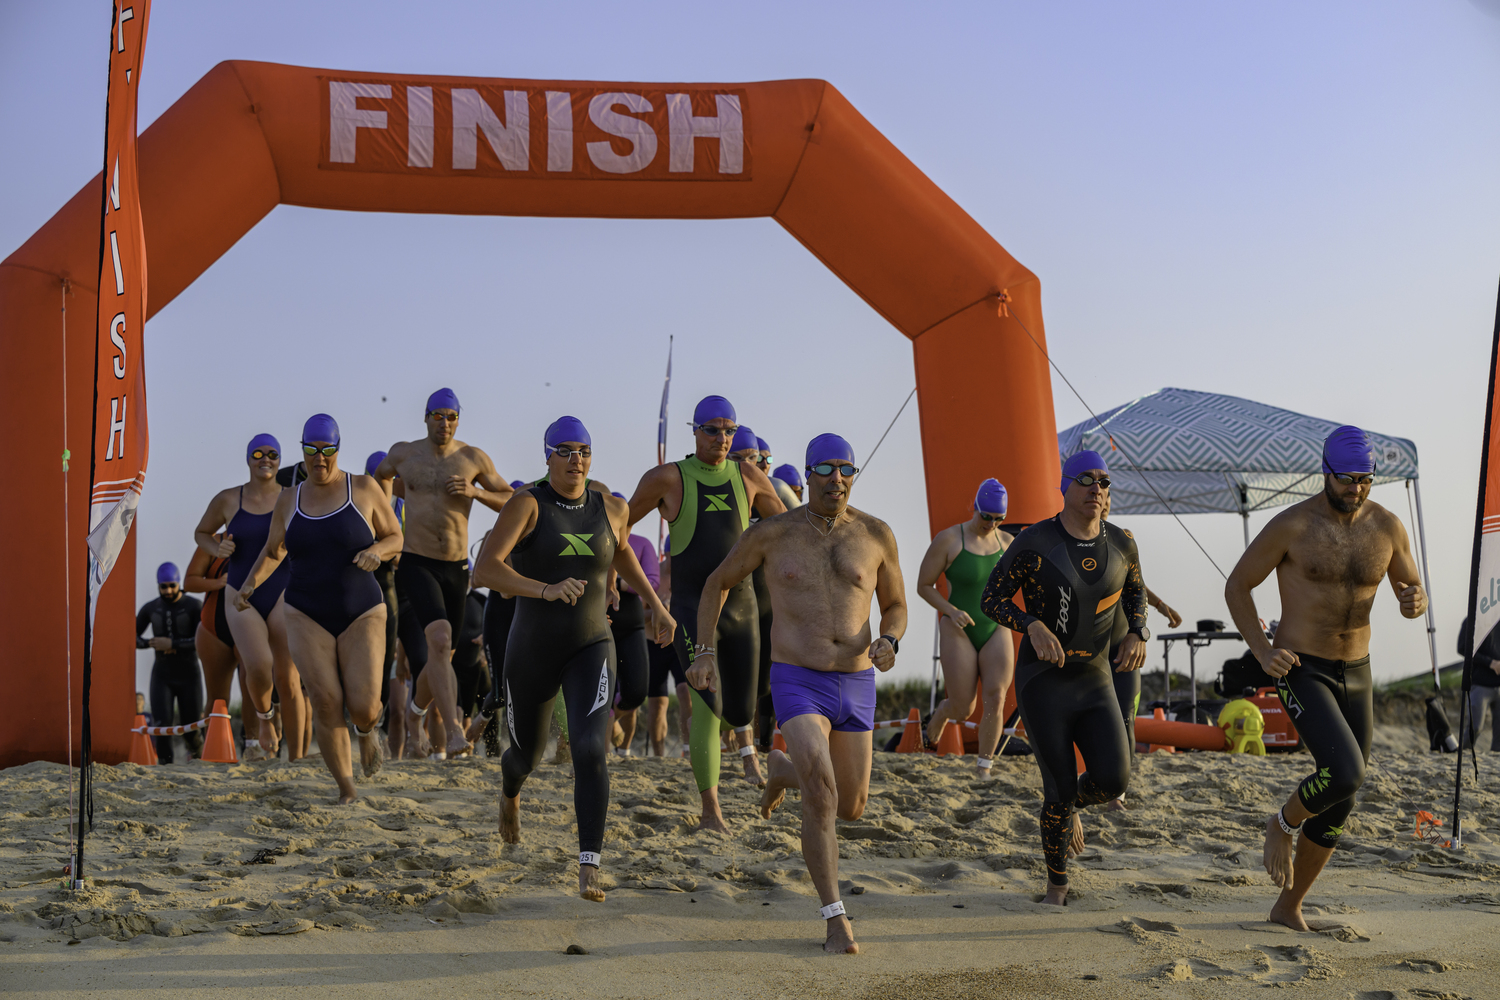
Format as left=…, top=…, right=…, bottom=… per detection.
left=974, top=478, right=1008, bottom=516
left=1060, top=450, right=1108, bottom=493
left=1321, top=425, right=1375, bottom=475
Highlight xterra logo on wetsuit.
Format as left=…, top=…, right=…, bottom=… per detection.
left=704, top=493, right=732, bottom=512
left=559, top=533, right=595, bottom=556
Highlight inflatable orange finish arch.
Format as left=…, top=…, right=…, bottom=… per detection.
left=0, top=62, right=1060, bottom=766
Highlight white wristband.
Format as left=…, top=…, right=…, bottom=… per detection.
left=1277, top=808, right=1302, bottom=836
left=818, top=900, right=846, bottom=920
left=579, top=851, right=601, bottom=868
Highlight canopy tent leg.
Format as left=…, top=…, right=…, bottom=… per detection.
left=1411, top=479, right=1440, bottom=687
left=929, top=610, right=941, bottom=715
left=1242, top=512, right=1250, bottom=549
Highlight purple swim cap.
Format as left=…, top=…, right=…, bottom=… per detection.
left=1321, top=425, right=1375, bottom=475
left=510, top=479, right=526, bottom=490
left=693, top=395, right=736, bottom=425
left=156, top=562, right=180, bottom=585
left=302, top=413, right=340, bottom=446
left=974, top=478, right=1008, bottom=515
left=731, top=425, right=758, bottom=454
left=806, top=433, right=856, bottom=469
left=662, top=536, right=671, bottom=555
left=544, top=416, right=591, bottom=457
left=426, top=387, right=461, bottom=415
left=756, top=437, right=769, bottom=453
left=246, top=433, right=280, bottom=463
left=1060, top=450, right=1108, bottom=493
left=365, top=451, right=387, bottom=477
left=772, top=463, right=802, bottom=489
left=611, top=491, right=626, bottom=499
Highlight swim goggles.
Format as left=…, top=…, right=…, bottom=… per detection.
left=1331, top=473, right=1374, bottom=486
left=551, top=445, right=592, bottom=460
left=808, top=463, right=858, bottom=477
left=302, top=443, right=339, bottom=457
left=693, top=423, right=739, bottom=438
left=1070, top=473, right=1110, bottom=489
left=427, top=410, right=459, bottom=422
left=978, top=512, right=1005, bottom=522
left=250, top=448, right=279, bottom=461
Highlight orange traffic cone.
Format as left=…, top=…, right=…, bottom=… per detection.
left=933, top=720, right=965, bottom=757
left=896, top=708, right=923, bottom=753
left=127, top=714, right=157, bottom=765
left=772, top=729, right=787, bottom=753
left=199, top=700, right=239, bottom=763
left=1147, top=707, right=1174, bottom=754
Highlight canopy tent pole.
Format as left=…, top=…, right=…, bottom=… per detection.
left=1410, top=479, right=1440, bottom=686
left=1242, top=513, right=1250, bottom=549
left=929, top=610, right=941, bottom=715
left=1237, top=483, right=1251, bottom=549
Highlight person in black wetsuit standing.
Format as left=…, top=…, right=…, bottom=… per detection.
left=982, top=450, right=1148, bottom=906
left=474, top=416, right=675, bottom=902
left=1225, top=425, right=1427, bottom=931
left=136, top=562, right=205, bottom=762
left=626, top=396, right=786, bottom=832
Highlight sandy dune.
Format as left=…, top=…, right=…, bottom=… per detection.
left=2, top=726, right=1497, bottom=998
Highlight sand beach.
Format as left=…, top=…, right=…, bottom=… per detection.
left=2, top=723, right=1497, bottom=998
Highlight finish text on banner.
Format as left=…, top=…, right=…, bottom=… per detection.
left=88, top=0, right=152, bottom=596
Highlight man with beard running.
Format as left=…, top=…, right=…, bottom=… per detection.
left=695, top=433, right=906, bottom=954
left=1225, top=425, right=1427, bottom=931
left=626, top=396, right=785, bottom=832
left=375, top=389, right=514, bottom=759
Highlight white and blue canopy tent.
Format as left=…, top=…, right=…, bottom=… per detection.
left=1057, top=387, right=1438, bottom=679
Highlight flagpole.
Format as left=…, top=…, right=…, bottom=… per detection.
left=1453, top=276, right=1500, bottom=845
left=657, top=336, right=673, bottom=556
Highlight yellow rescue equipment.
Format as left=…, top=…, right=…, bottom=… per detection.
left=1217, top=698, right=1267, bottom=755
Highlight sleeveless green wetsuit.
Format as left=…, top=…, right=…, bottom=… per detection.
left=946, top=524, right=1004, bottom=650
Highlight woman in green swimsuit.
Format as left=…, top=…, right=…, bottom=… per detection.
left=916, top=479, right=1016, bottom=777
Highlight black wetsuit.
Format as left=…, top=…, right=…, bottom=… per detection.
left=668, top=456, right=760, bottom=792
left=752, top=563, right=775, bottom=748
left=502, top=482, right=617, bottom=866
left=1109, top=603, right=1140, bottom=748
left=611, top=585, right=651, bottom=715
left=451, top=589, right=488, bottom=717
left=983, top=516, right=1146, bottom=887
left=137, top=594, right=205, bottom=762
left=1275, top=654, right=1373, bottom=848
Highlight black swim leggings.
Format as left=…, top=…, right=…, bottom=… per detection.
left=150, top=665, right=204, bottom=763
left=1275, top=653, right=1372, bottom=849
left=671, top=577, right=759, bottom=727
left=1016, top=662, right=1131, bottom=886
left=501, top=637, right=616, bottom=857
left=375, top=559, right=398, bottom=715
left=611, top=620, right=649, bottom=713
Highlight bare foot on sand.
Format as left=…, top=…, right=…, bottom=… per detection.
left=1068, top=812, right=1086, bottom=857
left=445, top=732, right=473, bottom=759
left=1106, top=797, right=1128, bottom=812
left=975, top=759, right=995, bottom=779
left=824, top=915, right=859, bottom=954
left=335, top=777, right=358, bottom=806
left=698, top=788, right=732, bottom=834
left=404, top=704, right=431, bottom=759
left=358, top=730, right=385, bottom=778
left=1041, top=883, right=1068, bottom=906
left=579, top=866, right=605, bottom=902
left=742, top=749, right=766, bottom=787
left=500, top=793, right=521, bottom=844
left=760, top=749, right=796, bottom=818
left=1268, top=892, right=1310, bottom=931
left=1263, top=813, right=1295, bottom=890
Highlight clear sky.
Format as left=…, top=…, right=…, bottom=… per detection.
left=3, top=1, right=1498, bottom=696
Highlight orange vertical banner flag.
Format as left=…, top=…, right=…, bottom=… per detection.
left=87, top=0, right=152, bottom=600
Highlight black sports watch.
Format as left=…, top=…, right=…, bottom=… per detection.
left=1129, top=626, right=1151, bottom=642
left=879, top=634, right=900, bottom=654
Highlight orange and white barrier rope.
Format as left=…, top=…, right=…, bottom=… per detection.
left=131, top=707, right=230, bottom=737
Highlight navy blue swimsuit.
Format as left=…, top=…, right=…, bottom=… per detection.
left=284, top=474, right=384, bottom=637
left=226, top=486, right=290, bottom=619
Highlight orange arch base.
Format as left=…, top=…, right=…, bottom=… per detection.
left=0, top=62, right=1060, bottom=767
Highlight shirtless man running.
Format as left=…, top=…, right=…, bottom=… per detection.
left=694, top=433, right=906, bottom=955
left=1225, top=425, right=1427, bottom=931
left=375, top=388, right=514, bottom=758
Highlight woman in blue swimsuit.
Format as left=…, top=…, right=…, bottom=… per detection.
left=193, top=433, right=305, bottom=761
left=237, top=415, right=404, bottom=803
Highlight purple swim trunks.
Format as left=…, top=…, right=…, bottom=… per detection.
left=769, top=662, right=876, bottom=733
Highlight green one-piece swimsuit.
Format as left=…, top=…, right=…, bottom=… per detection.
left=946, top=524, right=1005, bottom=650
